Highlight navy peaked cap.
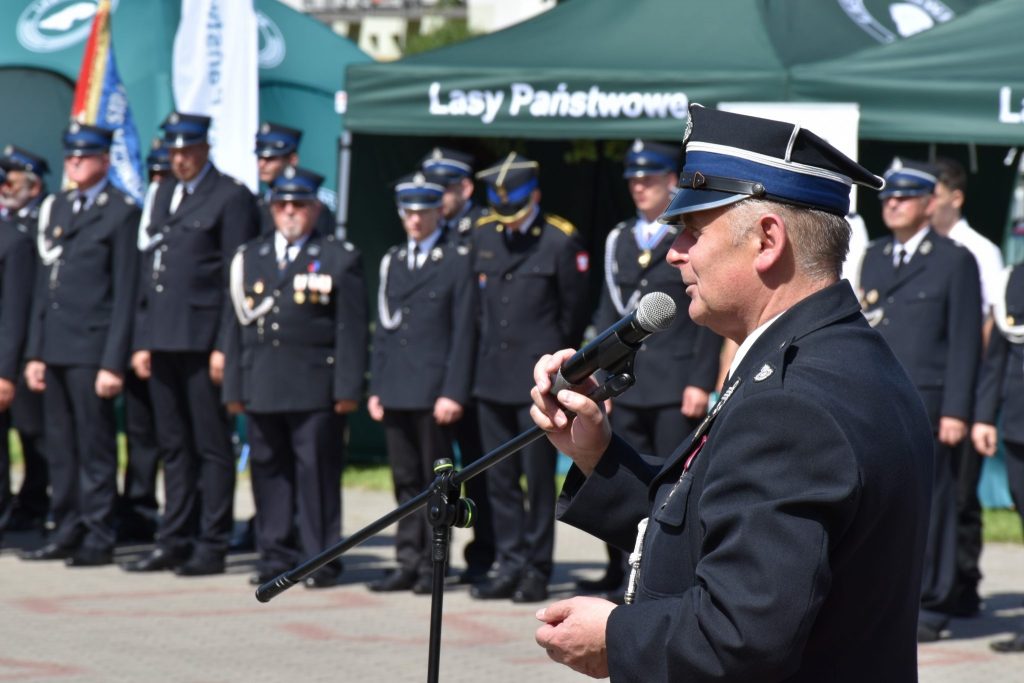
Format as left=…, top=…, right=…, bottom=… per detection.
left=878, top=158, right=938, bottom=199
left=62, top=121, right=114, bottom=157
left=0, top=145, right=49, bottom=175
left=255, top=122, right=302, bottom=158
left=146, top=137, right=171, bottom=173
left=160, top=111, right=211, bottom=148
left=623, top=139, right=680, bottom=178
left=660, top=104, right=884, bottom=222
left=476, top=152, right=540, bottom=222
left=420, top=147, right=475, bottom=182
left=270, top=166, right=323, bottom=203
left=394, top=171, right=445, bottom=210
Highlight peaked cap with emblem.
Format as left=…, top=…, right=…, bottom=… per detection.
left=623, top=139, right=680, bottom=179
left=394, top=171, right=444, bottom=210
left=660, top=104, right=884, bottom=222
left=476, top=152, right=540, bottom=223
left=877, top=157, right=939, bottom=199
left=270, top=166, right=323, bottom=203
left=62, top=120, right=114, bottom=157
left=255, top=121, right=302, bottom=158
left=160, top=111, right=211, bottom=149
left=0, top=145, right=50, bottom=175
left=420, top=147, right=474, bottom=183
left=146, top=137, right=171, bottom=174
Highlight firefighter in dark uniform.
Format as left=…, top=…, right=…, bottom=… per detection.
left=0, top=165, right=36, bottom=546
left=115, top=138, right=172, bottom=543
left=973, top=263, right=1024, bottom=653
left=223, top=166, right=366, bottom=588
left=0, top=146, right=51, bottom=531
left=858, top=158, right=982, bottom=642
left=122, top=112, right=259, bottom=576
left=254, top=122, right=335, bottom=237
left=19, top=123, right=139, bottom=567
left=366, top=172, right=476, bottom=593
left=581, top=140, right=722, bottom=596
left=418, top=147, right=494, bottom=584
left=469, top=152, right=590, bottom=603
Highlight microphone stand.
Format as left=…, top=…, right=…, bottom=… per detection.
left=256, top=368, right=637, bottom=683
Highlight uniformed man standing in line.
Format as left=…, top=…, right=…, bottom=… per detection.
left=0, top=165, right=36, bottom=547
left=254, top=122, right=335, bottom=237
left=858, top=158, right=982, bottom=642
left=20, top=122, right=140, bottom=567
left=122, top=112, right=259, bottom=576
left=469, top=152, right=590, bottom=603
left=0, top=146, right=51, bottom=532
left=580, top=140, right=722, bottom=596
left=223, top=167, right=366, bottom=588
left=115, top=138, right=172, bottom=543
left=366, top=172, right=476, bottom=593
left=418, top=147, right=494, bottom=584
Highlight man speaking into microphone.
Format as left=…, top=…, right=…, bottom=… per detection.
left=529, top=105, right=933, bottom=681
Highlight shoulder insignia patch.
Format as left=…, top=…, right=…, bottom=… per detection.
left=546, top=213, right=576, bottom=236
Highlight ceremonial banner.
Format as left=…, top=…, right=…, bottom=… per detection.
left=172, top=0, right=258, bottom=191
left=70, top=0, right=144, bottom=203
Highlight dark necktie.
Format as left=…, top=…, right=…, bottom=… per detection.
left=894, top=246, right=907, bottom=271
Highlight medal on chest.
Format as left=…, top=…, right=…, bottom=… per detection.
left=638, top=249, right=652, bottom=268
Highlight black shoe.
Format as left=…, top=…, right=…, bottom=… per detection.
left=991, top=633, right=1024, bottom=653
left=457, top=564, right=492, bottom=585
left=175, top=554, right=226, bottom=576
left=7, top=509, right=47, bottom=533
left=512, top=572, right=549, bottom=603
left=367, top=568, right=418, bottom=592
left=412, top=573, right=433, bottom=595
left=65, top=546, right=113, bottom=567
left=249, top=569, right=283, bottom=586
left=304, top=566, right=340, bottom=589
left=20, top=542, right=76, bottom=561
left=121, top=547, right=187, bottom=573
left=470, top=573, right=519, bottom=600
left=917, top=622, right=943, bottom=643
left=575, top=569, right=625, bottom=593
left=115, top=514, right=158, bottom=544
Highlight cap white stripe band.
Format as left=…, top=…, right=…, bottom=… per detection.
left=686, top=141, right=856, bottom=187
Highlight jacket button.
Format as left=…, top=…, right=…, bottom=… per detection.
left=273, top=290, right=281, bottom=296
left=504, top=273, right=513, bottom=281
left=51, top=302, right=59, bottom=310
left=640, top=279, right=648, bottom=287
left=501, top=296, right=509, bottom=304
left=272, top=340, right=280, bottom=347
left=271, top=323, right=279, bottom=331
left=155, top=284, right=164, bottom=293
left=272, top=307, right=279, bottom=313
left=887, top=297, right=894, bottom=304
left=500, top=342, right=508, bottom=350
left=428, top=291, right=437, bottom=299
left=499, top=320, right=508, bottom=327
left=160, top=245, right=168, bottom=252
left=882, top=319, right=890, bottom=326
left=327, top=356, right=334, bottom=365
left=400, top=339, right=408, bottom=347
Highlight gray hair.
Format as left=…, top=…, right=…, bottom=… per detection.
left=729, top=198, right=850, bottom=281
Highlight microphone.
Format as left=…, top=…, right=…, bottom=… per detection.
left=550, top=291, right=677, bottom=396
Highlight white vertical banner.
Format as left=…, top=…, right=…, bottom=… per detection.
left=172, top=0, right=258, bottom=192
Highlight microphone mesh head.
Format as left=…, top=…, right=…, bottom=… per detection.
left=636, top=292, right=677, bottom=332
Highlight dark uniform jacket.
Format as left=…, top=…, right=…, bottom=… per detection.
left=257, top=194, right=335, bottom=237
left=472, top=211, right=589, bottom=404
left=558, top=282, right=933, bottom=682
left=27, top=184, right=139, bottom=370
left=595, top=218, right=721, bottom=407
left=135, top=165, right=259, bottom=353
left=222, top=232, right=367, bottom=413
left=859, top=229, right=981, bottom=427
left=370, top=240, right=476, bottom=410
left=975, top=264, right=1024, bottom=444
left=0, top=225, right=35, bottom=381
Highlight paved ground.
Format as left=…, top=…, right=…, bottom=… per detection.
left=2, top=481, right=1023, bottom=682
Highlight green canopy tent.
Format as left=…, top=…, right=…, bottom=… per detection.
left=345, top=0, right=987, bottom=139
left=0, top=0, right=370, bottom=203
left=791, top=0, right=1024, bottom=145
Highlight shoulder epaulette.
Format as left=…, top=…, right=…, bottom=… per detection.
left=545, top=213, right=576, bottom=237
left=476, top=213, right=502, bottom=228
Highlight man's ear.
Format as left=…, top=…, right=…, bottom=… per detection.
left=752, top=213, right=788, bottom=275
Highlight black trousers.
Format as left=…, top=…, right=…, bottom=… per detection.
left=1003, top=440, right=1024, bottom=533
left=149, top=352, right=234, bottom=559
left=949, top=437, right=984, bottom=606
left=43, top=364, right=118, bottom=551
left=10, top=375, right=48, bottom=518
left=119, top=371, right=160, bottom=520
left=920, top=436, right=959, bottom=627
left=452, top=402, right=495, bottom=573
left=382, top=408, right=454, bottom=576
left=248, top=410, right=345, bottom=574
left=0, top=409, right=11, bottom=530
left=477, top=400, right=557, bottom=580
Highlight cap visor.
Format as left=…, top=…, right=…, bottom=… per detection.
left=658, top=188, right=748, bottom=223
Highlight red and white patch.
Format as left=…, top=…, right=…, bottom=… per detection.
left=576, top=252, right=590, bottom=273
